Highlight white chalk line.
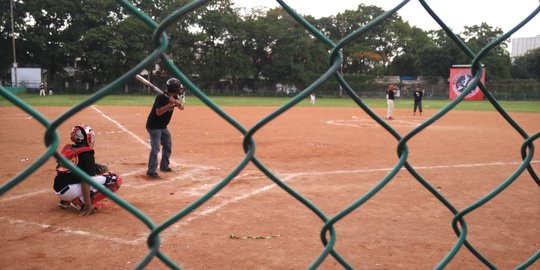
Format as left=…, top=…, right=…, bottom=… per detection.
left=1, top=189, right=51, bottom=202
left=90, top=105, right=151, bottom=150
left=0, top=113, right=33, bottom=120
left=3, top=159, right=538, bottom=245
left=90, top=105, right=221, bottom=173
left=328, top=116, right=421, bottom=128
left=4, top=106, right=539, bottom=245
left=119, top=168, right=149, bottom=178
left=143, top=159, right=540, bottom=242
left=96, top=130, right=126, bottom=135
left=5, top=160, right=537, bottom=203
left=0, top=216, right=139, bottom=246
left=2, top=106, right=188, bottom=245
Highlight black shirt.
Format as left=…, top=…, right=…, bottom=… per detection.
left=414, top=90, right=423, bottom=101
left=387, top=89, right=395, bottom=100
left=146, top=94, right=178, bottom=129
left=53, top=150, right=96, bottom=192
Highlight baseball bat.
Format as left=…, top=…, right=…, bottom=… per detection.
left=135, top=74, right=185, bottom=109
left=135, top=74, right=166, bottom=96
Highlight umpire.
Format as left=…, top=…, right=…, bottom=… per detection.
left=145, top=78, right=185, bottom=179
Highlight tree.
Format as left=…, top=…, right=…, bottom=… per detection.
left=386, top=26, right=431, bottom=76
left=332, top=5, right=418, bottom=75
left=5, top=1, right=531, bottom=93
left=0, top=0, right=28, bottom=82
left=14, top=0, right=82, bottom=82
left=416, top=45, right=453, bottom=78
left=388, top=54, right=418, bottom=76
left=240, top=7, right=274, bottom=80
left=512, top=47, right=540, bottom=80
left=243, top=8, right=326, bottom=86
left=415, top=29, right=467, bottom=79
left=191, top=0, right=251, bottom=92
left=461, top=23, right=512, bottom=80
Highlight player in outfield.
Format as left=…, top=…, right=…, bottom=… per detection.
left=413, top=85, right=424, bottom=116
left=145, top=78, right=185, bottom=179
left=53, top=124, right=122, bottom=216
left=386, top=84, right=396, bottom=120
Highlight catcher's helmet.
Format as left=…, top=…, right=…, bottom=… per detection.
left=70, top=124, right=95, bottom=147
left=166, top=78, right=184, bottom=94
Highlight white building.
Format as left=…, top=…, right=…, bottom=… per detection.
left=511, top=36, right=540, bottom=58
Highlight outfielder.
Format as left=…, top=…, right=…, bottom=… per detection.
left=310, top=91, right=316, bottom=105
left=145, top=78, right=185, bottom=179
left=39, top=83, right=46, bottom=96
left=386, top=84, right=396, bottom=120
left=53, top=124, right=122, bottom=216
left=413, top=85, right=423, bottom=116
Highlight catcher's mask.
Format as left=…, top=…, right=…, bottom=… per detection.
left=166, top=78, right=184, bottom=94
left=70, top=124, right=95, bottom=148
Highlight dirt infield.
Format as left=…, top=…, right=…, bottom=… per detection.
left=0, top=105, right=538, bottom=269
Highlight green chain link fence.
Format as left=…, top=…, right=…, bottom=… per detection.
left=1, top=0, right=539, bottom=269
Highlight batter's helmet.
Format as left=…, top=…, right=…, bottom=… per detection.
left=70, top=124, right=95, bottom=147
left=166, top=78, right=184, bottom=94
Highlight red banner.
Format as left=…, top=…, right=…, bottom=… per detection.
left=448, top=67, right=485, bottom=100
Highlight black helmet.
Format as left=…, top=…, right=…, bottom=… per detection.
left=166, top=78, right=183, bottom=94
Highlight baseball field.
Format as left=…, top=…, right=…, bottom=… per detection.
left=0, top=95, right=538, bottom=269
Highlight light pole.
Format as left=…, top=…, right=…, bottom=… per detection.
left=10, top=0, right=18, bottom=86
left=338, top=17, right=345, bottom=96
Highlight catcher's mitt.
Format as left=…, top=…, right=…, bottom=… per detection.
left=95, top=163, right=109, bottom=174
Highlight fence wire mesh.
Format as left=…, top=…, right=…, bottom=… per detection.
left=1, top=0, right=539, bottom=269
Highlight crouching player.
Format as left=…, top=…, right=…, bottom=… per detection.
left=53, top=124, right=122, bottom=216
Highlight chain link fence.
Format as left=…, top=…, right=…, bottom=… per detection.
left=1, top=0, right=539, bottom=269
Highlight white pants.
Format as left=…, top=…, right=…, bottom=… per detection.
left=387, top=99, right=394, bottom=118
left=55, top=175, right=108, bottom=204
left=39, top=90, right=46, bottom=96
left=310, top=95, right=315, bottom=105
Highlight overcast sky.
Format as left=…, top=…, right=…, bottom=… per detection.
left=233, top=0, right=540, bottom=39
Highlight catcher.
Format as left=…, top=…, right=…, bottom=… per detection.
left=53, top=124, right=122, bottom=216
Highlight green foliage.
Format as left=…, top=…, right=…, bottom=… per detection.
left=416, top=45, right=454, bottom=78
left=1, top=0, right=532, bottom=94
left=487, top=79, right=540, bottom=100
left=387, top=54, right=418, bottom=76
left=461, top=23, right=512, bottom=80
left=512, top=47, right=540, bottom=80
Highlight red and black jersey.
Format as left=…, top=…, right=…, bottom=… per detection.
left=53, top=144, right=96, bottom=192
left=387, top=89, right=395, bottom=100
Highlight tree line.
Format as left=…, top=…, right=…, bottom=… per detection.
left=1, top=0, right=539, bottom=93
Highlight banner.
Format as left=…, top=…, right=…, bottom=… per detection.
left=448, top=66, right=485, bottom=100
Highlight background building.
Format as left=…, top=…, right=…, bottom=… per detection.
left=511, top=36, right=540, bottom=58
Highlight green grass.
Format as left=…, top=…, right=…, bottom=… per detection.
left=1, top=93, right=539, bottom=113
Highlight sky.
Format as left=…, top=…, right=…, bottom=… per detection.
left=232, top=0, right=540, bottom=39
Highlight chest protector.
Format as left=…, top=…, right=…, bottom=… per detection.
left=56, top=144, right=93, bottom=173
